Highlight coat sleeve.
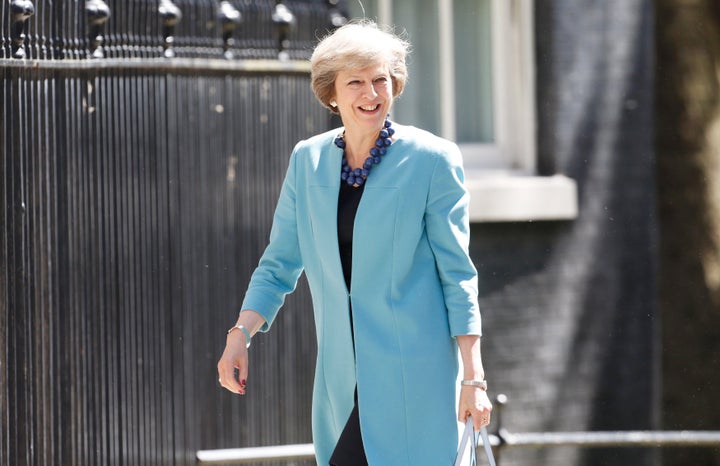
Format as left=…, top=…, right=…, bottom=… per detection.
left=425, top=142, right=482, bottom=337
left=240, top=146, right=304, bottom=332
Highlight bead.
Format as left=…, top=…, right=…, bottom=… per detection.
left=335, top=119, right=393, bottom=185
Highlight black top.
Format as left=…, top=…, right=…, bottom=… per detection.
left=337, top=182, right=365, bottom=289
left=332, top=182, right=369, bottom=466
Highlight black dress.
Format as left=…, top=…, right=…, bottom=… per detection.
left=329, top=182, right=369, bottom=466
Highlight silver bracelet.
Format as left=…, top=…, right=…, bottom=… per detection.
left=461, top=379, right=488, bottom=391
left=227, top=324, right=251, bottom=348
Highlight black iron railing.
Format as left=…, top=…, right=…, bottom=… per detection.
left=2, top=0, right=348, bottom=61
left=1, top=2, right=346, bottom=466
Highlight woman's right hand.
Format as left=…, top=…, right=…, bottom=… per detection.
left=217, top=310, right=265, bottom=395
left=217, top=331, right=250, bottom=395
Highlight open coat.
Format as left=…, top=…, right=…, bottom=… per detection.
left=241, top=124, right=482, bottom=466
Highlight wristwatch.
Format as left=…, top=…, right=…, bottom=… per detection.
left=460, top=379, right=488, bottom=391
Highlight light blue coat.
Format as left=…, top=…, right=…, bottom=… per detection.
left=241, top=124, right=482, bottom=465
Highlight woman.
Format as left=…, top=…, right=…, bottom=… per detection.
left=217, top=20, right=492, bottom=466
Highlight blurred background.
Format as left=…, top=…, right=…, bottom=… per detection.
left=2, top=0, right=719, bottom=465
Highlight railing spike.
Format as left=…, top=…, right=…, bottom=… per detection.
left=218, top=1, right=242, bottom=60
left=159, top=0, right=182, bottom=58
left=86, top=0, right=111, bottom=58
left=272, top=1, right=295, bottom=60
left=11, top=0, right=35, bottom=59
left=326, top=0, right=347, bottom=30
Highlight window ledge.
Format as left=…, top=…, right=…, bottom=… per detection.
left=465, top=171, right=578, bottom=222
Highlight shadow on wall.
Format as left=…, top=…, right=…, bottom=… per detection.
left=656, top=0, right=720, bottom=465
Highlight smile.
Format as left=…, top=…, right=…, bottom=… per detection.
left=359, top=104, right=381, bottom=112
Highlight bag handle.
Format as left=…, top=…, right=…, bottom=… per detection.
left=454, top=417, right=496, bottom=466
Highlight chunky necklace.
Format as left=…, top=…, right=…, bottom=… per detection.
left=334, top=118, right=395, bottom=186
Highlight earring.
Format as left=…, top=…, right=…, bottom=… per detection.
left=330, top=101, right=337, bottom=108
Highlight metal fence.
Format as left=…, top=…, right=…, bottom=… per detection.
left=195, top=395, right=720, bottom=465
left=1, top=1, right=343, bottom=465
left=2, top=0, right=345, bottom=61
left=196, top=429, right=720, bottom=465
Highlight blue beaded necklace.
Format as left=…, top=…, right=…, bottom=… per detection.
left=334, top=118, right=395, bottom=186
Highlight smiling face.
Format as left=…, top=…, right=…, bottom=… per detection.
left=333, top=63, right=394, bottom=136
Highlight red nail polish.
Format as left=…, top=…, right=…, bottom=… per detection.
left=241, top=379, right=246, bottom=386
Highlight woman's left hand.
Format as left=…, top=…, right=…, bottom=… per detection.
left=456, top=335, right=492, bottom=430
left=458, top=385, right=493, bottom=430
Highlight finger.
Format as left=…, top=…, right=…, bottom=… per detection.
left=458, top=409, right=469, bottom=424
left=224, top=367, right=246, bottom=395
left=218, top=359, right=245, bottom=395
left=479, top=411, right=492, bottom=429
left=228, top=366, right=246, bottom=395
left=219, top=372, right=243, bottom=394
left=472, top=416, right=489, bottom=430
left=237, top=365, right=248, bottom=394
left=469, top=408, right=491, bottom=430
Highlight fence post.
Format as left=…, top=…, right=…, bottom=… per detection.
left=493, top=394, right=508, bottom=465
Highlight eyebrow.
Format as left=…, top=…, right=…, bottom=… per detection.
left=344, top=72, right=388, bottom=80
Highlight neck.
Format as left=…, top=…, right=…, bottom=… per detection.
left=343, top=126, right=383, bottom=166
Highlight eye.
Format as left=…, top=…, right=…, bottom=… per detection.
left=374, top=76, right=388, bottom=83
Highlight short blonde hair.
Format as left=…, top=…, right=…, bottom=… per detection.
left=310, top=20, right=410, bottom=114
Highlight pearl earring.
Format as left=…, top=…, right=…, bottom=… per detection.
left=330, top=101, right=337, bottom=108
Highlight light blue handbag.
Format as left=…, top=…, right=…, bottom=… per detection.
left=454, top=417, right=496, bottom=466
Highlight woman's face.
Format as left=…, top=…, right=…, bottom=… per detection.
left=332, top=62, right=393, bottom=135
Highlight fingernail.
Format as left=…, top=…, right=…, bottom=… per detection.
left=241, top=379, right=246, bottom=386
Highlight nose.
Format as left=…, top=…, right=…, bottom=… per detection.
left=362, top=82, right=378, bottom=99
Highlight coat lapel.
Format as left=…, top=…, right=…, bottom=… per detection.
left=307, top=135, right=344, bottom=279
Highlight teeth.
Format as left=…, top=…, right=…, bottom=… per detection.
left=360, top=105, right=378, bottom=111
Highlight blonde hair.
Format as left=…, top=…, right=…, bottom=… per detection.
left=310, top=20, right=410, bottom=114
